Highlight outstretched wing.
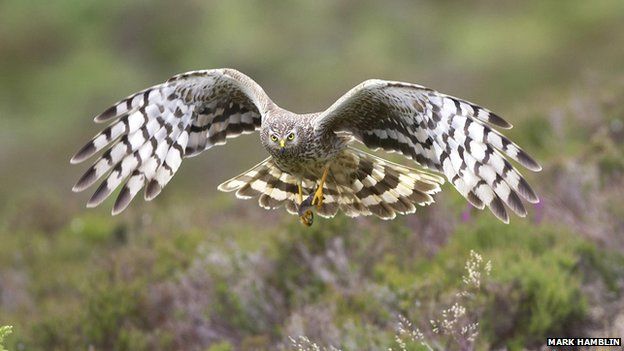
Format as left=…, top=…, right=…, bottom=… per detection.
left=71, top=68, right=273, bottom=214
left=314, top=79, right=541, bottom=223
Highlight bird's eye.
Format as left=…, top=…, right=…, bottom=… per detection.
left=270, top=134, right=278, bottom=142
left=287, top=133, right=295, bottom=141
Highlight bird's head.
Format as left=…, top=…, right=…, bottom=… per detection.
left=262, top=119, right=302, bottom=156
left=269, top=126, right=299, bottom=155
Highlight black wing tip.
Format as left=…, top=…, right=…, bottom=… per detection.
left=71, top=142, right=96, bottom=164
left=518, top=151, right=542, bottom=172
left=489, top=196, right=509, bottom=224
left=507, top=191, right=527, bottom=217
left=518, top=177, right=539, bottom=204
left=87, top=181, right=111, bottom=208
left=530, top=162, right=543, bottom=172
left=467, top=191, right=485, bottom=209
left=112, top=188, right=131, bottom=215
left=489, top=112, right=513, bottom=129
left=73, top=168, right=97, bottom=192
left=145, top=180, right=162, bottom=201
left=94, top=105, right=118, bottom=123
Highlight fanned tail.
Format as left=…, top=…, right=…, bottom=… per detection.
left=320, top=147, right=444, bottom=220
left=218, top=148, right=444, bottom=221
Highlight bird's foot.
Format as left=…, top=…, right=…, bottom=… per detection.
left=299, top=209, right=314, bottom=227
left=298, top=193, right=315, bottom=227
left=296, top=182, right=325, bottom=227
left=311, top=186, right=324, bottom=210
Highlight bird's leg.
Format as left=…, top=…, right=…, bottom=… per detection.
left=312, top=165, right=329, bottom=210
left=298, top=181, right=313, bottom=227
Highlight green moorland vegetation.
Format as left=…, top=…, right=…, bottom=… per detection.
left=1, top=1, right=624, bottom=350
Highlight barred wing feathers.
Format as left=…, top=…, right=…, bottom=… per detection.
left=71, top=69, right=271, bottom=214
left=314, top=80, right=541, bottom=223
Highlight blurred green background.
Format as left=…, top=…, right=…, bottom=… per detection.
left=1, top=1, right=624, bottom=350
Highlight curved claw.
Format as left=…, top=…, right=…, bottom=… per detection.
left=297, top=194, right=315, bottom=227
left=299, top=209, right=313, bottom=227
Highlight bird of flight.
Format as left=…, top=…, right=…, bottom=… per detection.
left=71, top=69, right=540, bottom=226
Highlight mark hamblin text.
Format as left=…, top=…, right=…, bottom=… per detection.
left=547, top=338, right=621, bottom=347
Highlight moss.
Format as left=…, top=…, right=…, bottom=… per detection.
left=18, top=218, right=209, bottom=350
left=31, top=313, right=83, bottom=350
left=373, top=253, right=418, bottom=291
left=212, top=281, right=257, bottom=334
left=269, top=216, right=354, bottom=307
left=152, top=229, right=204, bottom=278
left=241, top=335, right=271, bottom=350
left=82, top=281, right=143, bottom=349
left=0, top=326, right=13, bottom=351
left=575, top=241, right=624, bottom=293
left=370, top=216, right=621, bottom=350
left=207, top=341, right=234, bottom=351
left=64, top=214, right=126, bottom=246
left=333, top=287, right=392, bottom=326
left=439, top=218, right=590, bottom=349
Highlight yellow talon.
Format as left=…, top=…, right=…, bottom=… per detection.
left=312, top=187, right=324, bottom=209
left=296, top=166, right=329, bottom=226
left=312, top=165, right=329, bottom=210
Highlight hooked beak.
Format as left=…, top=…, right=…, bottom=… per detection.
left=279, top=139, right=285, bottom=154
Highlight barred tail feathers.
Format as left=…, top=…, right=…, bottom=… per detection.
left=217, top=158, right=301, bottom=210
left=333, top=148, right=444, bottom=220
left=218, top=149, right=444, bottom=220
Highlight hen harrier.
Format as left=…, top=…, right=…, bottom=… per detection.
left=71, top=68, right=540, bottom=226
